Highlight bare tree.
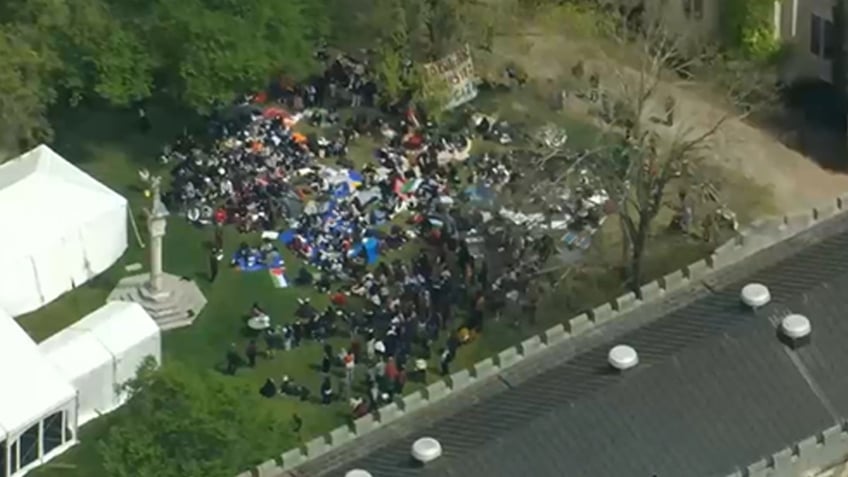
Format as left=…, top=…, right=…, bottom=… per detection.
left=572, top=22, right=778, bottom=290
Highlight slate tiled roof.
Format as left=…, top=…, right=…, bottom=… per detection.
left=303, top=216, right=848, bottom=477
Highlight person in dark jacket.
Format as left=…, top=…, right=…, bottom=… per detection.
left=320, top=377, right=334, bottom=404
left=213, top=226, right=224, bottom=260
left=260, top=378, right=277, bottom=398
left=246, top=340, right=258, bottom=367
left=209, top=248, right=219, bottom=282
left=225, top=343, right=241, bottom=375
left=138, top=105, right=151, bottom=132
left=439, top=347, right=455, bottom=376
left=321, top=353, right=332, bottom=375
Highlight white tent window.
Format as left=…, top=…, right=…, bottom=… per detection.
left=18, top=426, right=38, bottom=469
left=0, top=144, right=128, bottom=316
left=42, top=412, right=63, bottom=456
left=40, top=302, right=162, bottom=426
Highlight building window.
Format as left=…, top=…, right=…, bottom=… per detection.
left=0, top=440, right=6, bottom=477
left=683, top=0, right=703, bottom=19
left=18, top=424, right=40, bottom=468
left=811, top=14, right=836, bottom=59
left=824, top=18, right=836, bottom=59
left=43, top=412, right=64, bottom=455
left=811, top=15, right=822, bottom=55
left=64, top=411, right=73, bottom=444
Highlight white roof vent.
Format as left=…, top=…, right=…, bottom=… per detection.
left=411, top=437, right=443, bottom=463
left=345, top=470, right=373, bottom=477
left=781, top=314, right=811, bottom=339
left=780, top=314, right=812, bottom=349
left=608, top=345, right=639, bottom=371
left=741, top=283, right=771, bottom=308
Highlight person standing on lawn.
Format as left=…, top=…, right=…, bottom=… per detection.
left=208, top=248, right=219, bottom=282
left=320, top=377, right=334, bottom=404
left=291, top=414, right=303, bottom=440
left=439, top=347, right=455, bottom=376
left=137, top=104, right=151, bottom=133
left=321, top=352, right=332, bottom=376
left=225, top=343, right=241, bottom=375
left=213, top=224, right=224, bottom=261
left=343, top=350, right=355, bottom=396
left=246, top=340, right=258, bottom=367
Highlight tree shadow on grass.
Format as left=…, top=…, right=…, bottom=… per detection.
left=48, top=98, right=202, bottom=170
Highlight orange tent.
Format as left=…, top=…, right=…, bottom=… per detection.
left=292, top=132, right=307, bottom=144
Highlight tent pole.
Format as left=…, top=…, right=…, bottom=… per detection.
left=128, top=207, right=146, bottom=248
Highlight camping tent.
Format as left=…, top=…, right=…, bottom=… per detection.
left=0, top=311, right=78, bottom=477
left=40, top=302, right=161, bottom=426
left=0, top=145, right=128, bottom=317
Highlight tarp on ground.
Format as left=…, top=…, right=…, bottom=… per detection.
left=348, top=237, right=380, bottom=265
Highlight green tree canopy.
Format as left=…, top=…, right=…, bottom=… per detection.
left=97, top=358, right=290, bottom=477
left=147, top=0, right=322, bottom=112
left=0, top=24, right=61, bottom=155
left=721, top=0, right=780, bottom=60
left=0, top=0, right=328, bottom=152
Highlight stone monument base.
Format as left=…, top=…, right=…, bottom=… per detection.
left=107, top=273, right=207, bottom=330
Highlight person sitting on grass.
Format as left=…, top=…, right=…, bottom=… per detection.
left=280, top=375, right=298, bottom=396
left=231, top=242, right=251, bottom=267
left=259, top=238, right=276, bottom=255
left=295, top=267, right=314, bottom=286
left=295, top=298, right=317, bottom=320
left=260, top=377, right=277, bottom=398
left=315, top=272, right=332, bottom=293
left=251, top=302, right=268, bottom=317
left=350, top=396, right=370, bottom=418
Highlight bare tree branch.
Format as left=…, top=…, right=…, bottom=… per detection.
left=557, top=15, right=777, bottom=289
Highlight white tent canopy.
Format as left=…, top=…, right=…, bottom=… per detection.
left=0, top=311, right=78, bottom=477
left=0, top=144, right=128, bottom=317
left=40, top=302, right=162, bottom=426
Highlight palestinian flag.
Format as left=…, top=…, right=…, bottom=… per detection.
left=269, top=268, right=288, bottom=288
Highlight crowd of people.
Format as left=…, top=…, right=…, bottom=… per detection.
left=166, top=49, right=607, bottom=420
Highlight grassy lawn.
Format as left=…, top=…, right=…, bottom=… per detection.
left=22, top=91, right=736, bottom=476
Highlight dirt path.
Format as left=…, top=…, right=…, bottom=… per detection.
left=481, top=29, right=848, bottom=213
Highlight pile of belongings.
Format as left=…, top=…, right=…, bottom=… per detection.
left=536, top=124, right=568, bottom=149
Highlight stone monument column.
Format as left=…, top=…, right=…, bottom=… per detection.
left=146, top=179, right=170, bottom=297
left=108, top=172, right=207, bottom=331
